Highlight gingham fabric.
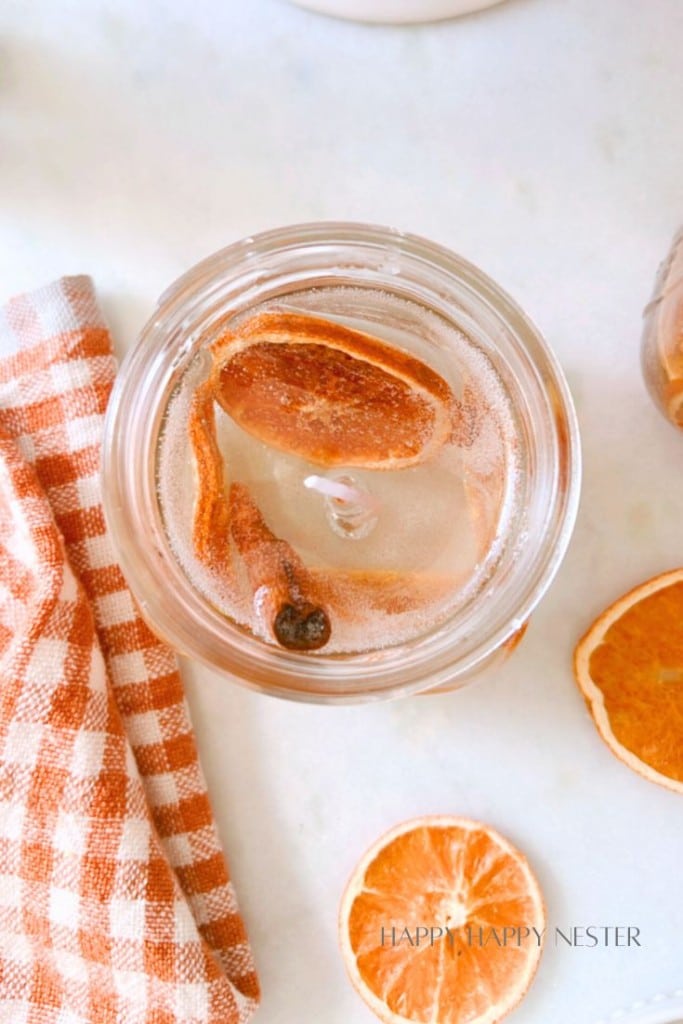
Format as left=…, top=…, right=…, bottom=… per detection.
left=0, top=277, right=259, bottom=1023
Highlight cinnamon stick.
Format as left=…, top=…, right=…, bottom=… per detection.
left=229, top=482, right=331, bottom=651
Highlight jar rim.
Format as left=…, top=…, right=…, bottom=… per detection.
left=102, top=221, right=581, bottom=702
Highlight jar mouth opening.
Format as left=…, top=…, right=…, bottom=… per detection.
left=103, top=222, right=581, bottom=702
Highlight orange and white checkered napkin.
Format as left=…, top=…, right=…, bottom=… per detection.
left=0, top=277, right=259, bottom=1023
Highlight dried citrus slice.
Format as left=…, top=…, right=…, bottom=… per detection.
left=574, top=570, right=683, bottom=793
left=189, top=379, right=233, bottom=572
left=209, top=311, right=459, bottom=469
left=340, top=816, right=545, bottom=1024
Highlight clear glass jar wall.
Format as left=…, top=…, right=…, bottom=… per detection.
left=102, top=223, right=580, bottom=702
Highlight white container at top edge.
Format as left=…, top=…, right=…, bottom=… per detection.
left=288, top=0, right=506, bottom=25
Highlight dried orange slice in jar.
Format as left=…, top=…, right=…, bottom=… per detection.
left=208, top=311, right=460, bottom=469
left=339, top=816, right=546, bottom=1024
left=574, top=570, right=683, bottom=793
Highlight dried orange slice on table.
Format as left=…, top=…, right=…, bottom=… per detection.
left=340, top=816, right=545, bottom=1024
left=574, top=569, right=683, bottom=793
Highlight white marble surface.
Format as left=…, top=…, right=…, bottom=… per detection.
left=2, top=1, right=683, bottom=1021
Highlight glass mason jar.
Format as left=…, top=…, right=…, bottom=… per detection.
left=642, top=228, right=683, bottom=428
left=102, top=222, right=580, bottom=703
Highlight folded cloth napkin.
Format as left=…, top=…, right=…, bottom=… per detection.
left=0, top=277, right=259, bottom=1023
